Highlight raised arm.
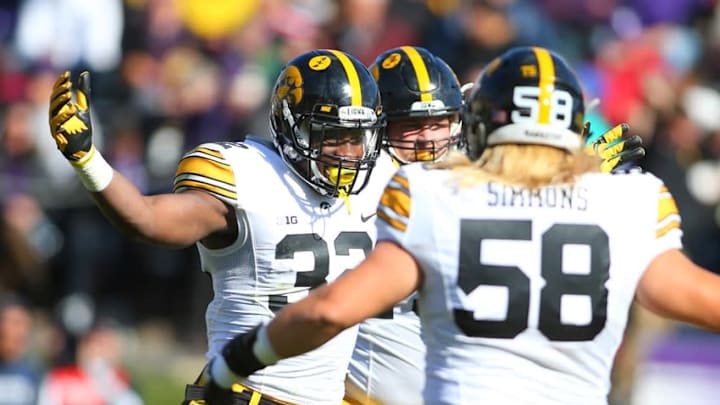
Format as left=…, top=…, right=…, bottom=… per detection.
left=90, top=179, right=232, bottom=248
left=49, top=71, right=232, bottom=248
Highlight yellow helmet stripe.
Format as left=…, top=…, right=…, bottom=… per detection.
left=328, top=49, right=361, bottom=106
left=532, top=47, right=555, bottom=124
left=402, top=46, right=432, bottom=102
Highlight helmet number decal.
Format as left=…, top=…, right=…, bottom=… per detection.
left=512, top=86, right=573, bottom=128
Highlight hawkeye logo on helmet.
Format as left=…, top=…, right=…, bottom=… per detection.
left=338, top=106, right=377, bottom=122
left=277, top=65, right=303, bottom=105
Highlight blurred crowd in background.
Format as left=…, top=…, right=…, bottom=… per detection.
left=2, top=0, right=720, bottom=403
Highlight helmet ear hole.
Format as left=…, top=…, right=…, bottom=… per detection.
left=282, top=144, right=299, bottom=161
left=295, top=120, right=312, bottom=150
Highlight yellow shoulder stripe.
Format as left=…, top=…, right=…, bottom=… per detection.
left=378, top=172, right=411, bottom=233
left=656, top=185, right=680, bottom=238
left=174, top=179, right=237, bottom=200
left=390, top=173, right=409, bottom=191
left=173, top=147, right=237, bottom=201
left=656, top=221, right=680, bottom=238
left=175, top=156, right=234, bottom=186
left=657, top=194, right=679, bottom=224
left=378, top=210, right=407, bottom=232
left=196, top=147, right=223, bottom=159
left=380, top=186, right=410, bottom=218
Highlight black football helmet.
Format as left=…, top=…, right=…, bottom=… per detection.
left=271, top=49, right=385, bottom=197
left=463, top=46, right=586, bottom=159
left=370, top=46, right=463, bottom=163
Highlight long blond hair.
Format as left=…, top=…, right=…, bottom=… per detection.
left=432, top=144, right=601, bottom=189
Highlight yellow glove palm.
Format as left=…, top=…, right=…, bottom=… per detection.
left=49, top=71, right=94, bottom=161
left=584, top=122, right=645, bottom=173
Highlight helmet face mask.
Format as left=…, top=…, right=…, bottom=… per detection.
left=301, top=119, right=381, bottom=193
left=463, top=46, right=586, bottom=159
left=271, top=50, right=384, bottom=197
left=370, top=46, right=464, bottom=164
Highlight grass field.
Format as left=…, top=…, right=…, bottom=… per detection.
left=122, top=321, right=207, bottom=404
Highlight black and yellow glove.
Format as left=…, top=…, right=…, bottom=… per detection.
left=584, top=122, right=645, bottom=173
left=49, top=71, right=94, bottom=162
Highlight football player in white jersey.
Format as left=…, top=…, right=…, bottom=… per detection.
left=48, top=49, right=388, bottom=405
left=346, top=45, right=645, bottom=405
left=345, top=45, right=464, bottom=405
left=203, top=46, right=720, bottom=405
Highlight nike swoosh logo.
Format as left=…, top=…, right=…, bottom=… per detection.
left=361, top=213, right=377, bottom=222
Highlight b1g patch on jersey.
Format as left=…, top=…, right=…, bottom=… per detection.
left=276, top=215, right=299, bottom=226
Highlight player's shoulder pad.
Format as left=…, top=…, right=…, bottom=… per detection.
left=174, top=142, right=239, bottom=203
left=189, top=137, right=277, bottom=162
left=244, top=135, right=276, bottom=151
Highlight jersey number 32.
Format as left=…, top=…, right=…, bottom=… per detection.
left=269, top=231, right=372, bottom=312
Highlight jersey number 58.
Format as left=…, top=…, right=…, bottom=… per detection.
left=455, top=219, right=609, bottom=342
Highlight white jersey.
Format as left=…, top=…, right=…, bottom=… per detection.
left=346, top=153, right=426, bottom=405
left=173, top=137, right=385, bottom=405
left=376, top=163, right=683, bottom=405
